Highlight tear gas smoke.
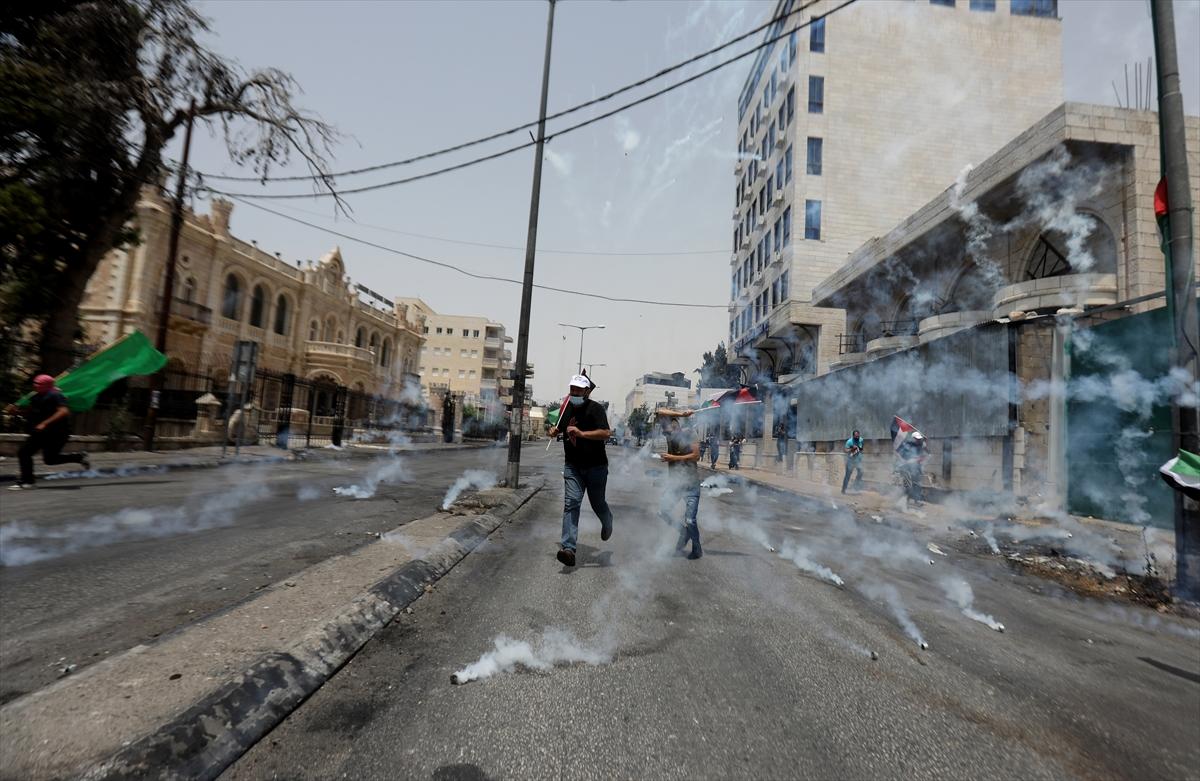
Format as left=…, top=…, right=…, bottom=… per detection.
left=941, top=577, right=1005, bottom=632
left=982, top=524, right=1001, bottom=554
left=859, top=581, right=929, bottom=650
left=332, top=454, right=410, bottom=500
left=0, top=477, right=270, bottom=566
left=441, top=470, right=499, bottom=510
left=296, top=485, right=322, bottom=501
left=777, top=540, right=845, bottom=587
left=450, top=628, right=611, bottom=685
left=43, top=464, right=169, bottom=481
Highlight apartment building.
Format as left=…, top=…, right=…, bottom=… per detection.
left=399, top=298, right=527, bottom=409
left=728, top=0, right=1064, bottom=380
left=624, top=372, right=692, bottom=418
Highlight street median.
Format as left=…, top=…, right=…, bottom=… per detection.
left=0, top=477, right=543, bottom=781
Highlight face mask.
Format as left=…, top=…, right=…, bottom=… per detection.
left=568, top=396, right=585, bottom=407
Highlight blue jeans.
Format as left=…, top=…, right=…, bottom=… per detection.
left=659, top=478, right=701, bottom=550
left=561, top=463, right=613, bottom=551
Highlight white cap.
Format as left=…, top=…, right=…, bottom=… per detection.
left=569, top=374, right=591, bottom=389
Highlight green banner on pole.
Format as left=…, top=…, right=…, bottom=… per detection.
left=17, top=331, right=167, bottom=412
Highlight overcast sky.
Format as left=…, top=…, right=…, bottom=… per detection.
left=185, top=0, right=1200, bottom=408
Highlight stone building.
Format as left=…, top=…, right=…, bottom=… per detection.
left=778, top=102, right=1200, bottom=519
left=728, top=0, right=1065, bottom=386
left=624, top=372, right=692, bottom=418
left=80, top=192, right=425, bottom=399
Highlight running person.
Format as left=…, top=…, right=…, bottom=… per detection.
left=547, top=374, right=613, bottom=567
left=7, top=374, right=89, bottom=490
left=656, top=408, right=703, bottom=559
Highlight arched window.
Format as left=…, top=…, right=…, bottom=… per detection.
left=355, top=327, right=366, bottom=348
left=180, top=276, right=197, bottom=303
left=221, top=274, right=242, bottom=320
left=380, top=338, right=392, bottom=368
left=309, top=319, right=319, bottom=341
left=249, top=284, right=266, bottom=328
left=323, top=317, right=336, bottom=342
left=1025, top=214, right=1117, bottom=280
left=273, top=295, right=290, bottom=335
left=369, top=332, right=379, bottom=354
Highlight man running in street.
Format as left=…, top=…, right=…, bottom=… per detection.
left=547, top=374, right=613, bottom=567
left=7, top=374, right=89, bottom=490
left=656, top=408, right=702, bottom=559
left=842, top=429, right=865, bottom=494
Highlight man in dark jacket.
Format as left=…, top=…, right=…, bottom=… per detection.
left=8, top=374, right=89, bottom=489
left=547, top=374, right=613, bottom=567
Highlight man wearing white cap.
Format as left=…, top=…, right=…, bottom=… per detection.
left=547, top=373, right=613, bottom=566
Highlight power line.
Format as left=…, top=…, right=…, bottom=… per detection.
left=257, top=201, right=729, bottom=256
left=199, top=0, right=825, bottom=184
left=201, top=0, right=857, bottom=200
left=230, top=196, right=728, bottom=309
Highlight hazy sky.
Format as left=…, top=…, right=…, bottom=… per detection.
left=184, top=0, right=1200, bottom=409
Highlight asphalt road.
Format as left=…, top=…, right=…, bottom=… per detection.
left=0, top=445, right=511, bottom=702
left=225, top=448, right=1200, bottom=781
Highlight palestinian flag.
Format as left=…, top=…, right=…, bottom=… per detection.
left=694, top=387, right=761, bottom=413
left=891, top=416, right=922, bottom=452
left=1155, top=177, right=1170, bottom=254
left=17, top=331, right=167, bottom=412
left=546, top=396, right=568, bottom=427
left=1160, top=449, right=1200, bottom=501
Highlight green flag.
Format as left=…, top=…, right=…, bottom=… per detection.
left=1160, top=449, right=1200, bottom=501
left=17, top=331, right=167, bottom=412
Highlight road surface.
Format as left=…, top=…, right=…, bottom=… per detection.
left=223, top=448, right=1200, bottom=780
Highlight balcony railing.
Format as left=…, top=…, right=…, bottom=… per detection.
left=837, top=333, right=865, bottom=355
left=305, top=341, right=377, bottom=365
left=159, top=297, right=212, bottom=326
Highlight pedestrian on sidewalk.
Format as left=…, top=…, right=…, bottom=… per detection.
left=842, top=429, right=865, bottom=494
left=729, top=434, right=743, bottom=470
left=547, top=374, right=613, bottom=567
left=655, top=408, right=703, bottom=559
left=708, top=430, right=720, bottom=470
left=774, top=422, right=788, bottom=464
left=7, top=374, right=90, bottom=490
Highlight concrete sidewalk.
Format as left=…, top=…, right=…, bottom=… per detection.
left=0, top=441, right=494, bottom=483
left=702, top=460, right=1178, bottom=578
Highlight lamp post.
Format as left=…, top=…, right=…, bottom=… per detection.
left=559, top=323, right=605, bottom=373
left=582, top=362, right=606, bottom=377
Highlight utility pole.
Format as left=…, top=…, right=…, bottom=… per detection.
left=1152, top=0, right=1200, bottom=601
left=142, top=99, right=196, bottom=451
left=506, top=0, right=556, bottom=488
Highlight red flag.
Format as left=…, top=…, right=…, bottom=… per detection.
left=891, top=416, right=920, bottom=452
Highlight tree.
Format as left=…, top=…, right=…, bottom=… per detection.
left=697, top=342, right=742, bottom=389
left=626, top=403, right=651, bottom=445
left=1, top=0, right=338, bottom=372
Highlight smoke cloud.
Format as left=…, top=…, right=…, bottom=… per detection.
left=450, top=628, right=611, bottom=685
left=441, top=469, right=499, bottom=510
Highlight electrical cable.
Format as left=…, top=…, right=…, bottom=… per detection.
left=199, top=0, right=825, bottom=183
left=229, top=195, right=729, bottom=309
left=201, top=0, right=857, bottom=199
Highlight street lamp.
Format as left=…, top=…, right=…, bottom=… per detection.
left=559, top=323, right=605, bottom=373
left=582, top=362, right=607, bottom=377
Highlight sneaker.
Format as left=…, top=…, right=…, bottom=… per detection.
left=687, top=546, right=703, bottom=560
left=556, top=547, right=576, bottom=567
left=7, top=483, right=33, bottom=491
left=601, top=517, right=613, bottom=542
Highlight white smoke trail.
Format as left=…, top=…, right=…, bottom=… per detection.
left=777, top=540, right=845, bottom=587
left=983, top=524, right=1001, bottom=554
left=441, top=469, right=499, bottom=510
left=859, top=581, right=929, bottom=650
left=941, top=577, right=1006, bottom=632
left=296, top=484, right=322, bottom=501
left=43, top=464, right=169, bottom=481
left=332, top=454, right=410, bottom=500
left=450, top=628, right=610, bottom=685
left=0, top=478, right=270, bottom=566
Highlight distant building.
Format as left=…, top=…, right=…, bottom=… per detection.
left=728, top=0, right=1064, bottom=381
left=397, top=298, right=529, bottom=414
left=624, top=372, right=692, bottom=418
left=81, top=192, right=424, bottom=398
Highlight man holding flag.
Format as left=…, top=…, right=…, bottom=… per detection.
left=547, top=373, right=614, bottom=567
left=7, top=375, right=90, bottom=489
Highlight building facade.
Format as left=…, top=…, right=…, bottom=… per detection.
left=624, top=372, right=692, bottom=418
left=728, top=0, right=1064, bottom=382
left=398, top=298, right=528, bottom=413
left=80, top=193, right=425, bottom=398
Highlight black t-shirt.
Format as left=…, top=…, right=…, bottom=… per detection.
left=666, top=427, right=700, bottom=487
left=28, top=390, right=69, bottom=434
left=559, top=399, right=609, bottom=468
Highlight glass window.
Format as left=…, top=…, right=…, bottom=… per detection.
left=1010, top=0, right=1055, bottom=16
left=781, top=270, right=789, bottom=299
left=810, top=18, right=825, bottom=52
left=807, top=137, right=823, bottom=175
left=249, top=285, right=266, bottom=328
left=461, top=349, right=468, bottom=357
left=805, top=200, right=822, bottom=240
left=774, top=218, right=782, bottom=249
left=782, top=206, right=792, bottom=245
left=768, top=121, right=775, bottom=150
left=765, top=229, right=772, bottom=258
left=273, top=295, right=289, bottom=335
left=461, top=329, right=468, bottom=337
left=458, top=370, right=466, bottom=379
left=221, top=274, right=242, bottom=321
left=473, top=329, right=480, bottom=337
left=788, top=31, right=797, bottom=65
left=930, top=0, right=955, bottom=5
left=786, top=87, right=795, bottom=124
left=785, top=145, right=793, bottom=183
left=436, top=327, right=442, bottom=334
left=766, top=174, right=773, bottom=203
left=469, top=370, right=476, bottom=377
left=471, top=349, right=478, bottom=357
left=808, top=76, right=824, bottom=114
left=969, top=0, right=995, bottom=9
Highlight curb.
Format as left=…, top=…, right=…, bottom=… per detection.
left=79, top=479, right=543, bottom=781
left=0, top=442, right=493, bottom=483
